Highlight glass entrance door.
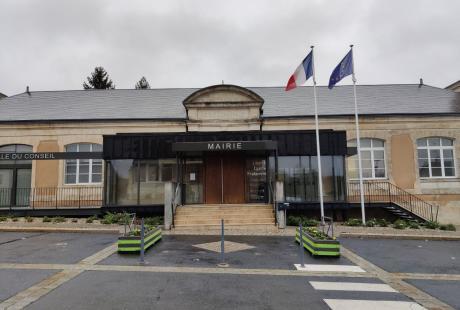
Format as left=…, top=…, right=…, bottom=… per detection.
left=245, top=158, right=268, bottom=203
left=0, top=169, right=13, bottom=207
left=16, top=169, right=32, bottom=206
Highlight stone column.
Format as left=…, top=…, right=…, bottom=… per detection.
left=163, top=182, right=174, bottom=230
left=275, top=181, right=286, bottom=228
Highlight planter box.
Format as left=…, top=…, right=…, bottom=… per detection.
left=118, top=227, right=162, bottom=253
left=295, top=227, right=340, bottom=257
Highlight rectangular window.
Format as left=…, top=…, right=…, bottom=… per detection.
left=417, top=137, right=456, bottom=178
left=348, top=139, right=386, bottom=180
left=64, top=143, right=103, bottom=184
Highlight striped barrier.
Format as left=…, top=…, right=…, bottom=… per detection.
left=118, top=227, right=162, bottom=253
left=295, top=227, right=340, bottom=257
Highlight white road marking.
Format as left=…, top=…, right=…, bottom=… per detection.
left=310, top=281, right=397, bottom=292
left=324, top=299, right=427, bottom=310
left=294, top=264, right=366, bottom=273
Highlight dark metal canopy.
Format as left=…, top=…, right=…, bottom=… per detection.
left=102, top=130, right=347, bottom=160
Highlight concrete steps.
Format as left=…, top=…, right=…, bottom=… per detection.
left=173, top=204, right=275, bottom=228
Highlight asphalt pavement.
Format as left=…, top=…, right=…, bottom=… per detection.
left=0, top=232, right=459, bottom=309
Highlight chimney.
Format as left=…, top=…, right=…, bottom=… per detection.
left=419, top=78, right=424, bottom=88
left=26, top=86, right=31, bottom=95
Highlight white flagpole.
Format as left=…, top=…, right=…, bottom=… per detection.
left=311, top=46, right=325, bottom=224
left=350, top=44, right=366, bottom=225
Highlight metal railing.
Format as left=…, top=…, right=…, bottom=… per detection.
left=347, top=181, right=439, bottom=222
left=0, top=187, right=103, bottom=210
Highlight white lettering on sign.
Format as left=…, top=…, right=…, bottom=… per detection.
left=207, top=142, right=243, bottom=151
left=0, top=153, right=57, bottom=160
left=0, top=153, right=11, bottom=160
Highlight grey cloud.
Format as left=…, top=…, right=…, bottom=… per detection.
left=0, top=0, right=459, bottom=96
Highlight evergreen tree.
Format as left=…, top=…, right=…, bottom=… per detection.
left=83, top=66, right=115, bottom=89
left=135, top=76, right=151, bottom=89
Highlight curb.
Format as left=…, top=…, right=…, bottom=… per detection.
left=339, top=232, right=460, bottom=241
left=0, top=226, right=120, bottom=234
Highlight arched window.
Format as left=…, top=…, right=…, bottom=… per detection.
left=417, top=137, right=456, bottom=178
left=348, top=138, right=386, bottom=179
left=65, top=143, right=102, bottom=184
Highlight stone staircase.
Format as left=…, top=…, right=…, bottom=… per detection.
left=173, top=204, right=275, bottom=229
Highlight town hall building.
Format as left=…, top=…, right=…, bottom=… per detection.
left=0, top=83, right=459, bottom=227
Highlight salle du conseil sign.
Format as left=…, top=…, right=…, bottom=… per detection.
left=0, top=152, right=103, bottom=161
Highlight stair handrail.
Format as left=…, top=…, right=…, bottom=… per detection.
left=347, top=180, right=439, bottom=222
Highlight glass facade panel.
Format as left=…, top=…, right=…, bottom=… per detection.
left=106, top=159, right=177, bottom=206
left=108, top=160, right=138, bottom=205
left=272, top=155, right=345, bottom=202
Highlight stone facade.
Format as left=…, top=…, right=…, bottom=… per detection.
left=1, top=85, right=459, bottom=224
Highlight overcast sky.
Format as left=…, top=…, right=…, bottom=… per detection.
left=1, top=0, right=459, bottom=96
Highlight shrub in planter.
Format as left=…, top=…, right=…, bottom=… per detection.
left=344, top=218, right=362, bottom=226
left=407, top=221, right=420, bottom=229
left=144, top=216, right=163, bottom=226
left=25, top=216, right=34, bottom=223
left=377, top=218, right=390, bottom=227
left=392, top=219, right=407, bottom=230
left=287, top=216, right=301, bottom=226
left=86, top=215, right=98, bottom=223
left=424, top=221, right=440, bottom=230
left=42, top=216, right=52, bottom=223
left=287, top=216, right=318, bottom=227
left=302, top=218, right=319, bottom=227
left=440, top=224, right=456, bottom=231
left=0, top=216, right=8, bottom=222
left=12, top=217, right=19, bottom=222
left=52, top=216, right=66, bottom=223
left=366, top=218, right=378, bottom=227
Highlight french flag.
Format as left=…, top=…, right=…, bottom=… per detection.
left=285, top=50, right=314, bottom=91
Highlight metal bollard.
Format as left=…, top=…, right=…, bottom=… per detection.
left=221, top=218, right=225, bottom=264
left=217, top=218, right=228, bottom=267
left=299, top=223, right=305, bottom=268
left=140, top=218, right=145, bottom=265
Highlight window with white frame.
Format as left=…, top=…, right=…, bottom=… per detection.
left=348, top=138, right=386, bottom=179
left=417, top=137, right=456, bottom=178
left=65, top=143, right=102, bottom=184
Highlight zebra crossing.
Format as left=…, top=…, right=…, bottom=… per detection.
left=308, top=279, right=426, bottom=310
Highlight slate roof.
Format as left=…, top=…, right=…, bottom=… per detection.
left=0, top=84, right=459, bottom=122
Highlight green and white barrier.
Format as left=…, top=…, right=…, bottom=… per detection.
left=295, top=227, right=340, bottom=257
left=118, top=226, right=162, bottom=253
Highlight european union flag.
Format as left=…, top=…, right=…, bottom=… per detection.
left=328, top=50, right=354, bottom=89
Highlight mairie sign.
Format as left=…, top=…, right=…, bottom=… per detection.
left=0, top=152, right=103, bottom=161
left=172, top=140, right=277, bottom=152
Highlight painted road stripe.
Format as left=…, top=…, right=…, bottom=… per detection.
left=294, top=264, right=366, bottom=273
left=310, top=281, right=397, bottom=292
left=324, top=299, right=426, bottom=310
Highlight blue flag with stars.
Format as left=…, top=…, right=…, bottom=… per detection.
left=328, top=50, right=354, bottom=89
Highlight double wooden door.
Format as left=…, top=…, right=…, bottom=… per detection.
left=204, top=153, right=245, bottom=204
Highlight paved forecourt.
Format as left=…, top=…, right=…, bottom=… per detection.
left=1, top=232, right=456, bottom=309
left=340, top=237, right=460, bottom=274
left=100, top=235, right=354, bottom=269
left=0, top=232, right=117, bottom=264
